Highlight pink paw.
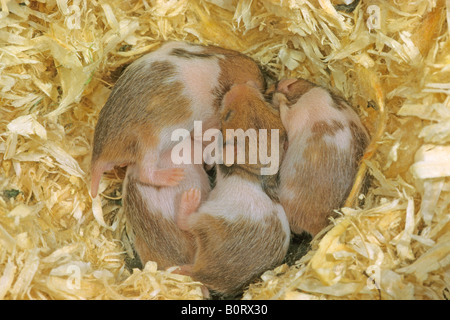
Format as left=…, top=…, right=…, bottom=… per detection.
left=177, top=188, right=201, bottom=230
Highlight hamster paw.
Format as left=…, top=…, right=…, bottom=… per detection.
left=177, top=188, right=202, bottom=230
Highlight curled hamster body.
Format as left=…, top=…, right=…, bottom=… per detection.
left=272, top=78, right=370, bottom=236
left=91, top=41, right=265, bottom=197
left=123, top=138, right=211, bottom=269
left=175, top=83, right=290, bottom=298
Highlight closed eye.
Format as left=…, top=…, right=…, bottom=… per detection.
left=223, top=109, right=235, bottom=122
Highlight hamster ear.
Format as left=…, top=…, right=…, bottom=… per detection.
left=276, top=78, right=298, bottom=94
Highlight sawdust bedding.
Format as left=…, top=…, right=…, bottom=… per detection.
left=0, top=0, right=449, bottom=300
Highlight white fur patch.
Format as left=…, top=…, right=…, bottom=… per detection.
left=323, top=123, right=352, bottom=152
left=197, top=173, right=291, bottom=249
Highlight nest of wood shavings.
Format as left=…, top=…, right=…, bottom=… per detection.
left=0, top=0, right=449, bottom=300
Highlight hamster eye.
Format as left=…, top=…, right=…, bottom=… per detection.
left=223, top=109, right=235, bottom=122
left=285, top=97, right=298, bottom=107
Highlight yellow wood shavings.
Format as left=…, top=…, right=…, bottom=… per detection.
left=0, top=0, right=449, bottom=300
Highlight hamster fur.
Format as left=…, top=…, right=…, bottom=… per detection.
left=122, top=138, right=211, bottom=270
left=272, top=78, right=370, bottom=236
left=175, top=83, right=290, bottom=298
left=91, top=41, right=265, bottom=198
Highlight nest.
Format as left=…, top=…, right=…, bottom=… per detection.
left=0, top=0, right=449, bottom=300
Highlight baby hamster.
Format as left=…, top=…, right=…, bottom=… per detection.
left=123, top=137, right=211, bottom=270
left=271, top=78, right=370, bottom=236
left=90, top=41, right=265, bottom=198
left=174, top=83, right=290, bottom=298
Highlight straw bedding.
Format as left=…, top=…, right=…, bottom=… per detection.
left=0, top=0, right=449, bottom=300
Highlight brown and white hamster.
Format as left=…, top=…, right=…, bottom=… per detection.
left=271, top=78, right=370, bottom=236
left=90, top=41, right=265, bottom=198
left=174, top=83, right=290, bottom=298
left=123, top=138, right=211, bottom=270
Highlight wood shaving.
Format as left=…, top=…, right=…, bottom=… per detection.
left=0, top=0, right=448, bottom=300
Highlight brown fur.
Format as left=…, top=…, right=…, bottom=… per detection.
left=176, top=83, right=290, bottom=297
left=310, top=120, right=346, bottom=139
left=219, top=83, right=286, bottom=201
left=349, top=120, right=369, bottom=161
left=91, top=42, right=266, bottom=197
left=275, top=78, right=370, bottom=236
left=203, top=45, right=266, bottom=109
left=188, top=213, right=287, bottom=297
left=281, top=136, right=355, bottom=235
left=90, top=59, right=192, bottom=197
left=124, top=176, right=196, bottom=269
left=169, top=44, right=266, bottom=109
left=92, top=61, right=191, bottom=165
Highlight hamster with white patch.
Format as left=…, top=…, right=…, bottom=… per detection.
left=175, top=82, right=290, bottom=298
left=271, top=78, right=370, bottom=236
left=123, top=137, right=211, bottom=270
left=91, top=41, right=265, bottom=198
